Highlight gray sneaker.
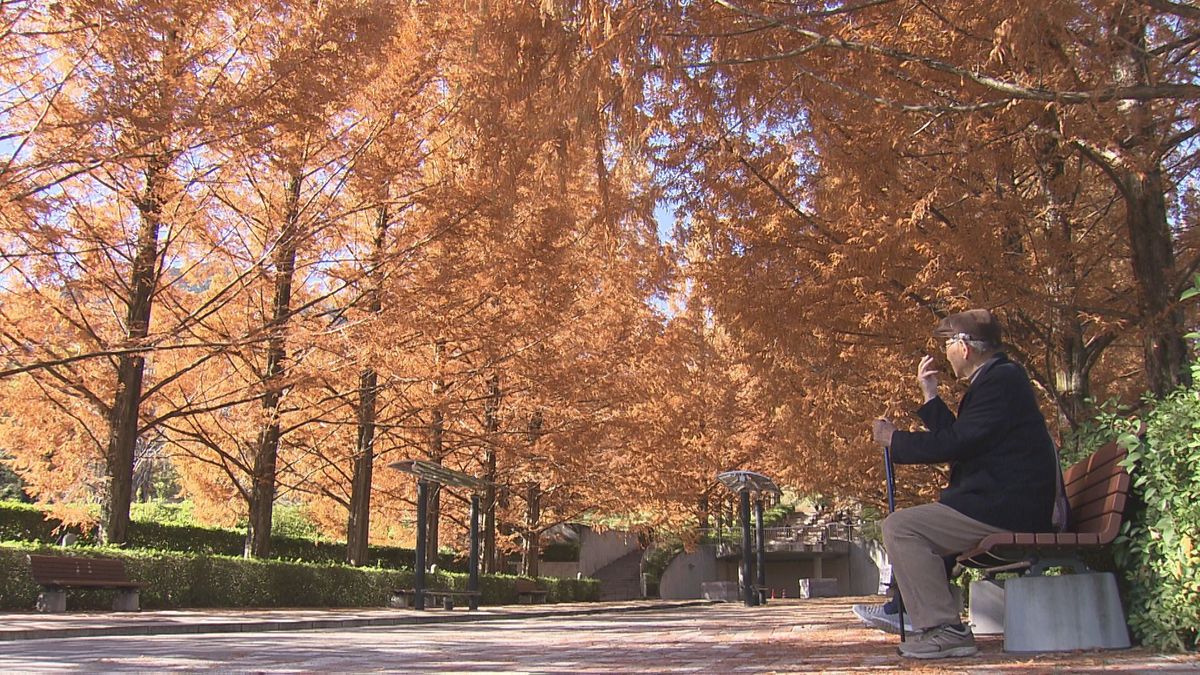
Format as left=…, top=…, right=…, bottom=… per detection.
left=851, top=603, right=912, bottom=635
left=898, top=623, right=978, bottom=659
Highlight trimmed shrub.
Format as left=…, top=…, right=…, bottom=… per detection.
left=0, top=502, right=465, bottom=572
left=0, top=501, right=66, bottom=543
left=541, top=575, right=601, bottom=603
left=0, top=541, right=597, bottom=611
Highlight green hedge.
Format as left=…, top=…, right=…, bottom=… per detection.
left=1108, top=377, right=1200, bottom=652
left=0, top=541, right=599, bottom=610
left=0, top=501, right=464, bottom=572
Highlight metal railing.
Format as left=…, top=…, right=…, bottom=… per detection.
left=701, top=521, right=857, bottom=557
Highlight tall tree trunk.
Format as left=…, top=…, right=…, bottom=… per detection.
left=346, top=206, right=388, bottom=566
left=520, top=413, right=543, bottom=577
left=496, top=486, right=511, bottom=573
left=1034, top=107, right=1095, bottom=431
left=346, top=368, right=378, bottom=565
left=100, top=157, right=167, bottom=545
left=246, top=168, right=303, bottom=558
left=1125, top=167, right=1188, bottom=397
left=521, top=483, right=540, bottom=578
left=425, top=340, right=445, bottom=565
left=482, top=373, right=501, bottom=573
left=1113, top=8, right=1190, bottom=397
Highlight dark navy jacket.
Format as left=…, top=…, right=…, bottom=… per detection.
left=889, top=353, right=1056, bottom=533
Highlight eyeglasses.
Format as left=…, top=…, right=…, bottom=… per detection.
left=944, top=333, right=973, bottom=349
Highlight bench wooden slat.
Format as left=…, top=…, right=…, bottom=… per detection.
left=388, top=587, right=481, bottom=610
left=39, top=578, right=142, bottom=589
left=391, top=588, right=481, bottom=597
left=27, top=554, right=142, bottom=612
left=513, top=578, right=548, bottom=603
left=1072, top=474, right=1129, bottom=515
left=958, top=440, right=1131, bottom=571
left=1073, top=493, right=1125, bottom=526
left=28, top=554, right=143, bottom=590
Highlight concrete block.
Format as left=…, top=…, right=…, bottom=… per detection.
left=113, top=589, right=139, bottom=612
left=388, top=591, right=414, bottom=609
left=797, top=578, right=838, bottom=598
left=701, top=581, right=740, bottom=602
left=1003, top=572, right=1130, bottom=653
left=968, top=578, right=1005, bottom=635
left=37, top=589, right=66, bottom=613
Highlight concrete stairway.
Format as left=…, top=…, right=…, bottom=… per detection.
left=592, top=549, right=645, bottom=601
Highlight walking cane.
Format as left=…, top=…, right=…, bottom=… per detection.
left=884, top=444, right=907, bottom=642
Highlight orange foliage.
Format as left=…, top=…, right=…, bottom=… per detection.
left=1, top=0, right=1198, bottom=551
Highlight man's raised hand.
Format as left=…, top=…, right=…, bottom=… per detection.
left=918, top=354, right=940, bottom=402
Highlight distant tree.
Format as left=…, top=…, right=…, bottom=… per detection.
left=0, top=453, right=30, bottom=503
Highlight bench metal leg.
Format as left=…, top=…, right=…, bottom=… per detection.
left=37, top=590, right=66, bottom=613
left=1003, top=572, right=1130, bottom=652
left=113, top=589, right=139, bottom=612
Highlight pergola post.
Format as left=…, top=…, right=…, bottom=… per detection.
left=414, top=479, right=429, bottom=611
left=739, top=489, right=754, bottom=607
left=469, top=494, right=480, bottom=610
left=755, top=497, right=766, bottom=603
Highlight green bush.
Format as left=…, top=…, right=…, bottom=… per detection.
left=541, top=541, right=580, bottom=562
left=130, top=501, right=195, bottom=526
left=0, top=541, right=598, bottom=611
left=0, top=501, right=465, bottom=572
left=270, top=503, right=322, bottom=539
left=0, top=454, right=29, bottom=503
left=1109, top=376, right=1200, bottom=652
left=0, top=501, right=66, bottom=543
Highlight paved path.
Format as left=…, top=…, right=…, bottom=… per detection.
left=1, top=597, right=1197, bottom=673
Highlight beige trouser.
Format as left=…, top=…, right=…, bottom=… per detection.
left=882, top=502, right=1005, bottom=631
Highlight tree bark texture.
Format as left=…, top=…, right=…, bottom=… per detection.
left=346, top=368, right=377, bottom=565
left=346, top=206, right=388, bottom=566
left=245, top=169, right=303, bottom=558
left=1113, top=9, right=1191, bottom=397
left=100, top=158, right=166, bottom=545
left=425, top=340, right=446, bottom=565
left=482, top=373, right=501, bottom=573
left=521, top=483, right=540, bottom=578
left=1125, top=167, right=1190, bottom=397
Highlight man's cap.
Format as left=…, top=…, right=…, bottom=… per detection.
left=933, top=309, right=1002, bottom=346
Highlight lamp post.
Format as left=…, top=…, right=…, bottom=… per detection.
left=716, top=470, right=781, bottom=608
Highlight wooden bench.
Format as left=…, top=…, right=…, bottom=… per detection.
left=514, top=578, right=548, bottom=604
left=389, top=588, right=481, bottom=610
left=957, top=440, right=1131, bottom=574
left=956, top=440, right=1133, bottom=652
left=28, top=554, right=143, bottom=612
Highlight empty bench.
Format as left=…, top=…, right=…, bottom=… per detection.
left=28, top=554, right=143, bottom=612
left=957, top=440, right=1132, bottom=652
left=389, top=588, right=481, bottom=610
left=514, top=578, right=548, bottom=604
